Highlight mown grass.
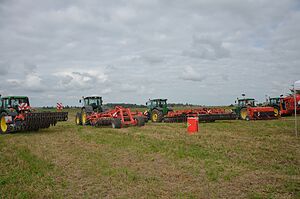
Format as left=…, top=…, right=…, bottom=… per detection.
left=0, top=108, right=299, bottom=198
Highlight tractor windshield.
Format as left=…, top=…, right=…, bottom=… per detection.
left=90, top=98, right=101, bottom=105
left=157, top=100, right=167, bottom=108
left=238, top=99, right=255, bottom=107
left=85, top=98, right=102, bottom=106
left=269, top=98, right=280, bottom=105
left=11, top=98, right=29, bottom=106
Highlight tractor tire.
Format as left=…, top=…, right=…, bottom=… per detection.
left=240, top=108, right=248, bottom=120
left=0, top=113, right=9, bottom=134
left=135, top=116, right=145, bottom=127
left=81, top=111, right=89, bottom=125
left=75, top=112, right=82, bottom=125
left=151, top=110, right=163, bottom=123
left=273, top=107, right=280, bottom=118
left=111, top=118, right=122, bottom=129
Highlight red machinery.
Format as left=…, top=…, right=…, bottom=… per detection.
left=75, top=106, right=145, bottom=128
left=268, top=94, right=300, bottom=116
left=163, top=108, right=236, bottom=122
left=280, top=94, right=300, bottom=116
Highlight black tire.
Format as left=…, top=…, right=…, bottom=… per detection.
left=75, top=112, right=82, bottom=125
left=135, top=116, right=145, bottom=127
left=111, top=118, right=122, bottom=129
left=151, top=109, right=163, bottom=123
left=273, top=106, right=280, bottom=118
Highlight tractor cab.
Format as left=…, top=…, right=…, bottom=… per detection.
left=146, top=99, right=172, bottom=122
left=1, top=96, right=30, bottom=112
left=80, top=96, right=103, bottom=113
left=237, top=98, right=256, bottom=107
left=146, top=99, right=170, bottom=114
left=268, top=97, right=281, bottom=106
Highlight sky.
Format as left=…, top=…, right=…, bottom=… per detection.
left=0, top=0, right=300, bottom=106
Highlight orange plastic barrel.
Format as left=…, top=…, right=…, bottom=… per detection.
left=187, top=117, right=198, bottom=134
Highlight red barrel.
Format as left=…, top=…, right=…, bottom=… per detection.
left=187, top=117, right=198, bottom=134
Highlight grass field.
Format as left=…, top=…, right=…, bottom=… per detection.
left=0, top=109, right=299, bottom=198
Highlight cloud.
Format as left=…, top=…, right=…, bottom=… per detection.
left=0, top=0, right=299, bottom=106
left=54, top=70, right=108, bottom=91
left=181, top=66, right=207, bottom=82
left=182, top=36, right=230, bottom=60
left=0, top=61, right=9, bottom=76
left=7, top=73, right=45, bottom=92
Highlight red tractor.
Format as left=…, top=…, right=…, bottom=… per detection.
left=75, top=96, right=145, bottom=128
left=268, top=94, right=300, bottom=116
left=235, top=98, right=278, bottom=120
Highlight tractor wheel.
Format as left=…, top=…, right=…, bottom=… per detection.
left=273, top=107, right=280, bottom=118
left=0, top=113, right=9, bottom=134
left=240, top=108, right=248, bottom=120
left=151, top=110, right=163, bottom=123
left=81, top=111, right=88, bottom=125
left=75, top=112, right=82, bottom=125
left=135, top=116, right=145, bottom=127
left=111, top=118, right=121, bottom=129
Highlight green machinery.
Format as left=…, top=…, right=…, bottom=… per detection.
left=145, top=99, right=172, bottom=122
left=76, top=96, right=103, bottom=125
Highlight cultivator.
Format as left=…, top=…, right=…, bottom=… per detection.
left=163, top=108, right=236, bottom=123
left=75, top=96, right=145, bottom=128
left=7, top=112, right=68, bottom=132
left=0, top=96, right=68, bottom=133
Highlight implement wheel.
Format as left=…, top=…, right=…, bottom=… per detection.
left=240, top=108, right=248, bottom=120
left=75, top=112, right=82, bottom=125
left=111, top=118, right=121, bottom=129
left=0, top=113, right=9, bottom=134
left=135, top=116, right=145, bottom=127
left=151, top=110, right=163, bottom=123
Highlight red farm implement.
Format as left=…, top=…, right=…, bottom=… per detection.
left=0, top=95, right=68, bottom=133
left=163, top=107, right=236, bottom=122
left=268, top=94, right=300, bottom=116
left=75, top=96, right=145, bottom=128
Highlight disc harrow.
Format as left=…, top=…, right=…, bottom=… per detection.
left=1, top=112, right=69, bottom=133
left=163, top=108, right=237, bottom=123
left=76, top=106, right=145, bottom=128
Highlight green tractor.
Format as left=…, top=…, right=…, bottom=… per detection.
left=267, top=97, right=282, bottom=117
left=76, top=96, right=103, bottom=125
left=0, top=95, right=68, bottom=133
left=0, top=96, right=29, bottom=132
left=145, top=99, right=172, bottom=122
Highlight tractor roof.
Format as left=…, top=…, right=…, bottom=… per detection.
left=238, top=98, right=255, bottom=101
left=84, top=96, right=102, bottom=99
left=2, top=96, right=28, bottom=99
left=150, top=99, right=167, bottom=101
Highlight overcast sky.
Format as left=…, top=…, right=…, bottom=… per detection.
left=0, top=0, right=300, bottom=106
